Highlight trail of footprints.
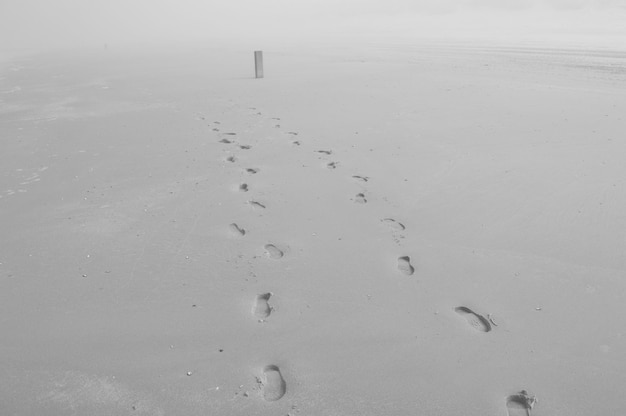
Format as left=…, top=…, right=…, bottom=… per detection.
left=207, top=112, right=525, bottom=412
left=215, top=121, right=290, bottom=402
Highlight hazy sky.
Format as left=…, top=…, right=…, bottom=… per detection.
left=1, top=0, right=625, bottom=51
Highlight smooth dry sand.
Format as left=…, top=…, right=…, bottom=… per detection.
left=1, top=41, right=626, bottom=415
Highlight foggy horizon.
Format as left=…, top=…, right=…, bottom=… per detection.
left=2, top=0, right=626, bottom=54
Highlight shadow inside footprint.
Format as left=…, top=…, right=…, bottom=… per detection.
left=239, top=183, right=249, bottom=192
left=354, top=193, right=367, bottom=204
left=253, top=292, right=272, bottom=320
left=397, top=256, right=414, bottom=275
left=226, top=156, right=237, bottom=162
left=264, top=244, right=284, bottom=259
left=454, top=306, right=492, bottom=332
left=229, top=223, right=245, bottom=236
left=506, top=391, right=537, bottom=416
left=246, top=168, right=259, bottom=174
left=262, top=365, right=286, bottom=402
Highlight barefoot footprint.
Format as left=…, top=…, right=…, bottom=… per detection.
left=249, top=201, right=266, bottom=209
left=261, top=365, right=286, bottom=401
left=229, top=223, right=245, bottom=236
left=382, top=218, right=405, bottom=231
left=397, top=256, right=414, bottom=275
left=506, top=390, right=537, bottom=416
left=454, top=306, right=492, bottom=332
left=354, top=193, right=367, bottom=204
left=264, top=244, right=284, bottom=259
left=253, top=292, right=272, bottom=320
left=239, top=183, right=249, bottom=192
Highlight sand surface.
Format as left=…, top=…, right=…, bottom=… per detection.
left=1, top=41, right=626, bottom=415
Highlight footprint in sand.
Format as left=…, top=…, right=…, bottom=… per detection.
left=229, top=223, right=245, bottom=236
left=327, top=162, right=338, bottom=169
left=354, top=193, right=367, bottom=204
left=253, top=292, right=272, bottom=320
left=454, top=306, right=492, bottom=332
left=506, top=391, right=537, bottom=416
left=316, top=150, right=332, bottom=155
left=352, top=175, right=369, bottom=182
left=292, top=141, right=301, bottom=146
left=224, top=132, right=237, bottom=136
left=219, top=138, right=233, bottom=144
left=261, top=365, right=286, bottom=401
left=382, top=218, right=405, bottom=231
left=246, top=168, right=259, bottom=174
left=264, top=244, right=284, bottom=259
left=226, top=155, right=237, bottom=163
left=397, top=256, right=414, bottom=275
left=239, top=183, right=249, bottom=192
left=240, top=145, right=251, bottom=150
left=249, top=201, right=266, bottom=209
left=287, top=131, right=298, bottom=136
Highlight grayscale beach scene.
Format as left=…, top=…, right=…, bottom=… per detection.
left=1, top=1, right=625, bottom=415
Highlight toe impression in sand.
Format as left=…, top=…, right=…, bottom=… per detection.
left=261, top=365, right=286, bottom=401
left=454, top=306, right=492, bottom=332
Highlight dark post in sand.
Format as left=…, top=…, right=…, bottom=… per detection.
left=254, top=51, right=264, bottom=78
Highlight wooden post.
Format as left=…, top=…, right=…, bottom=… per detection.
left=254, top=51, right=264, bottom=78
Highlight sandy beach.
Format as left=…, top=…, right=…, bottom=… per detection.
left=1, top=40, right=626, bottom=415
